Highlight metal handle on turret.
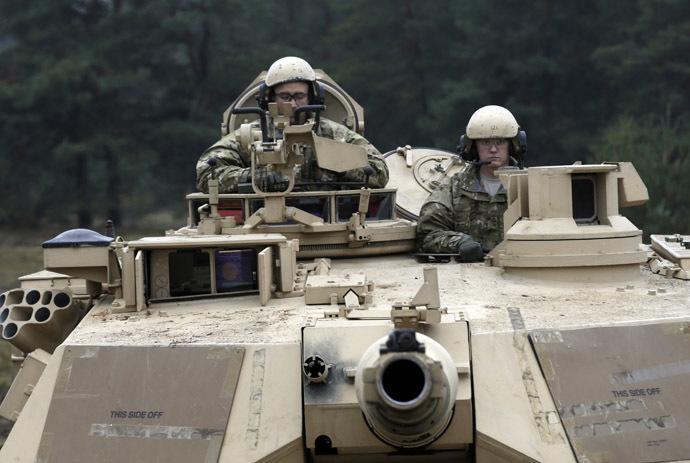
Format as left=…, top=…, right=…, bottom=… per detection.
left=293, top=104, right=326, bottom=122
left=231, top=107, right=269, bottom=142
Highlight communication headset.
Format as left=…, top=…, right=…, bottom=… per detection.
left=457, top=130, right=528, bottom=167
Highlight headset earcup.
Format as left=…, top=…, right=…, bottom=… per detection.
left=519, top=130, right=527, bottom=155
left=509, top=130, right=527, bottom=167
left=457, top=134, right=466, bottom=154
left=457, top=134, right=477, bottom=162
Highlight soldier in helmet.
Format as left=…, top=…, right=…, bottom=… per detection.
left=196, top=56, right=388, bottom=193
left=417, top=105, right=526, bottom=262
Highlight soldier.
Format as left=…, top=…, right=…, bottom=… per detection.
left=417, top=105, right=526, bottom=262
left=196, top=56, right=389, bottom=193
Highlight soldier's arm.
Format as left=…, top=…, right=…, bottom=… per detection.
left=417, top=202, right=475, bottom=254
left=196, top=138, right=251, bottom=193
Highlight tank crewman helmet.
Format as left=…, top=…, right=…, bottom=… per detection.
left=257, top=56, right=325, bottom=110
left=457, top=105, right=527, bottom=167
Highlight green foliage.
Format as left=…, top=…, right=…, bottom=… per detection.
left=322, top=0, right=461, bottom=150
left=0, top=0, right=216, bottom=228
left=0, top=0, right=689, bottom=233
left=590, top=114, right=690, bottom=236
left=592, top=0, right=690, bottom=118
left=431, top=0, right=634, bottom=166
left=588, top=0, right=690, bottom=235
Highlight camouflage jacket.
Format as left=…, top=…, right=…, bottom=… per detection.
left=417, top=164, right=507, bottom=253
left=196, top=118, right=389, bottom=193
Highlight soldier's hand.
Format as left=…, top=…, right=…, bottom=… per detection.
left=456, top=235, right=485, bottom=263
left=255, top=168, right=287, bottom=192
left=267, top=172, right=289, bottom=191
left=458, top=242, right=484, bottom=262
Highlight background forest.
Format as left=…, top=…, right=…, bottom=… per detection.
left=1, top=0, right=689, bottom=235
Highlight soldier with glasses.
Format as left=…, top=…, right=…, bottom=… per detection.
left=417, top=105, right=527, bottom=262
left=196, top=56, right=388, bottom=193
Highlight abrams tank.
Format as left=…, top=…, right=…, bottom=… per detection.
left=1, top=71, right=689, bottom=463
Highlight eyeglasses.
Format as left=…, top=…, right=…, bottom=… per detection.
left=477, top=139, right=509, bottom=147
left=275, top=92, right=309, bottom=103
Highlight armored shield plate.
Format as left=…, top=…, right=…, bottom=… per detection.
left=38, top=345, right=244, bottom=463
left=530, top=323, right=690, bottom=463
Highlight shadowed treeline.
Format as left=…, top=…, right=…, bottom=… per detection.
left=1, top=0, right=689, bottom=235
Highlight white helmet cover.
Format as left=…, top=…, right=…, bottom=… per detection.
left=465, top=105, right=519, bottom=140
left=265, top=56, right=316, bottom=87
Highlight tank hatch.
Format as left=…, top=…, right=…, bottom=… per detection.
left=384, top=146, right=465, bottom=220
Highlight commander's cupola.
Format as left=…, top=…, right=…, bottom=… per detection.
left=491, top=162, right=649, bottom=283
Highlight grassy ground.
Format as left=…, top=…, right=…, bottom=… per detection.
left=0, top=228, right=57, bottom=293
left=0, top=220, right=179, bottom=447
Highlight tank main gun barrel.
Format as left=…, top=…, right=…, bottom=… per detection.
left=355, top=329, right=458, bottom=448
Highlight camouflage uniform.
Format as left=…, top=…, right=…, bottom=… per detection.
left=417, top=164, right=507, bottom=254
left=196, top=118, right=388, bottom=193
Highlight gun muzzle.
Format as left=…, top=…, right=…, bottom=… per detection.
left=355, top=329, right=458, bottom=448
